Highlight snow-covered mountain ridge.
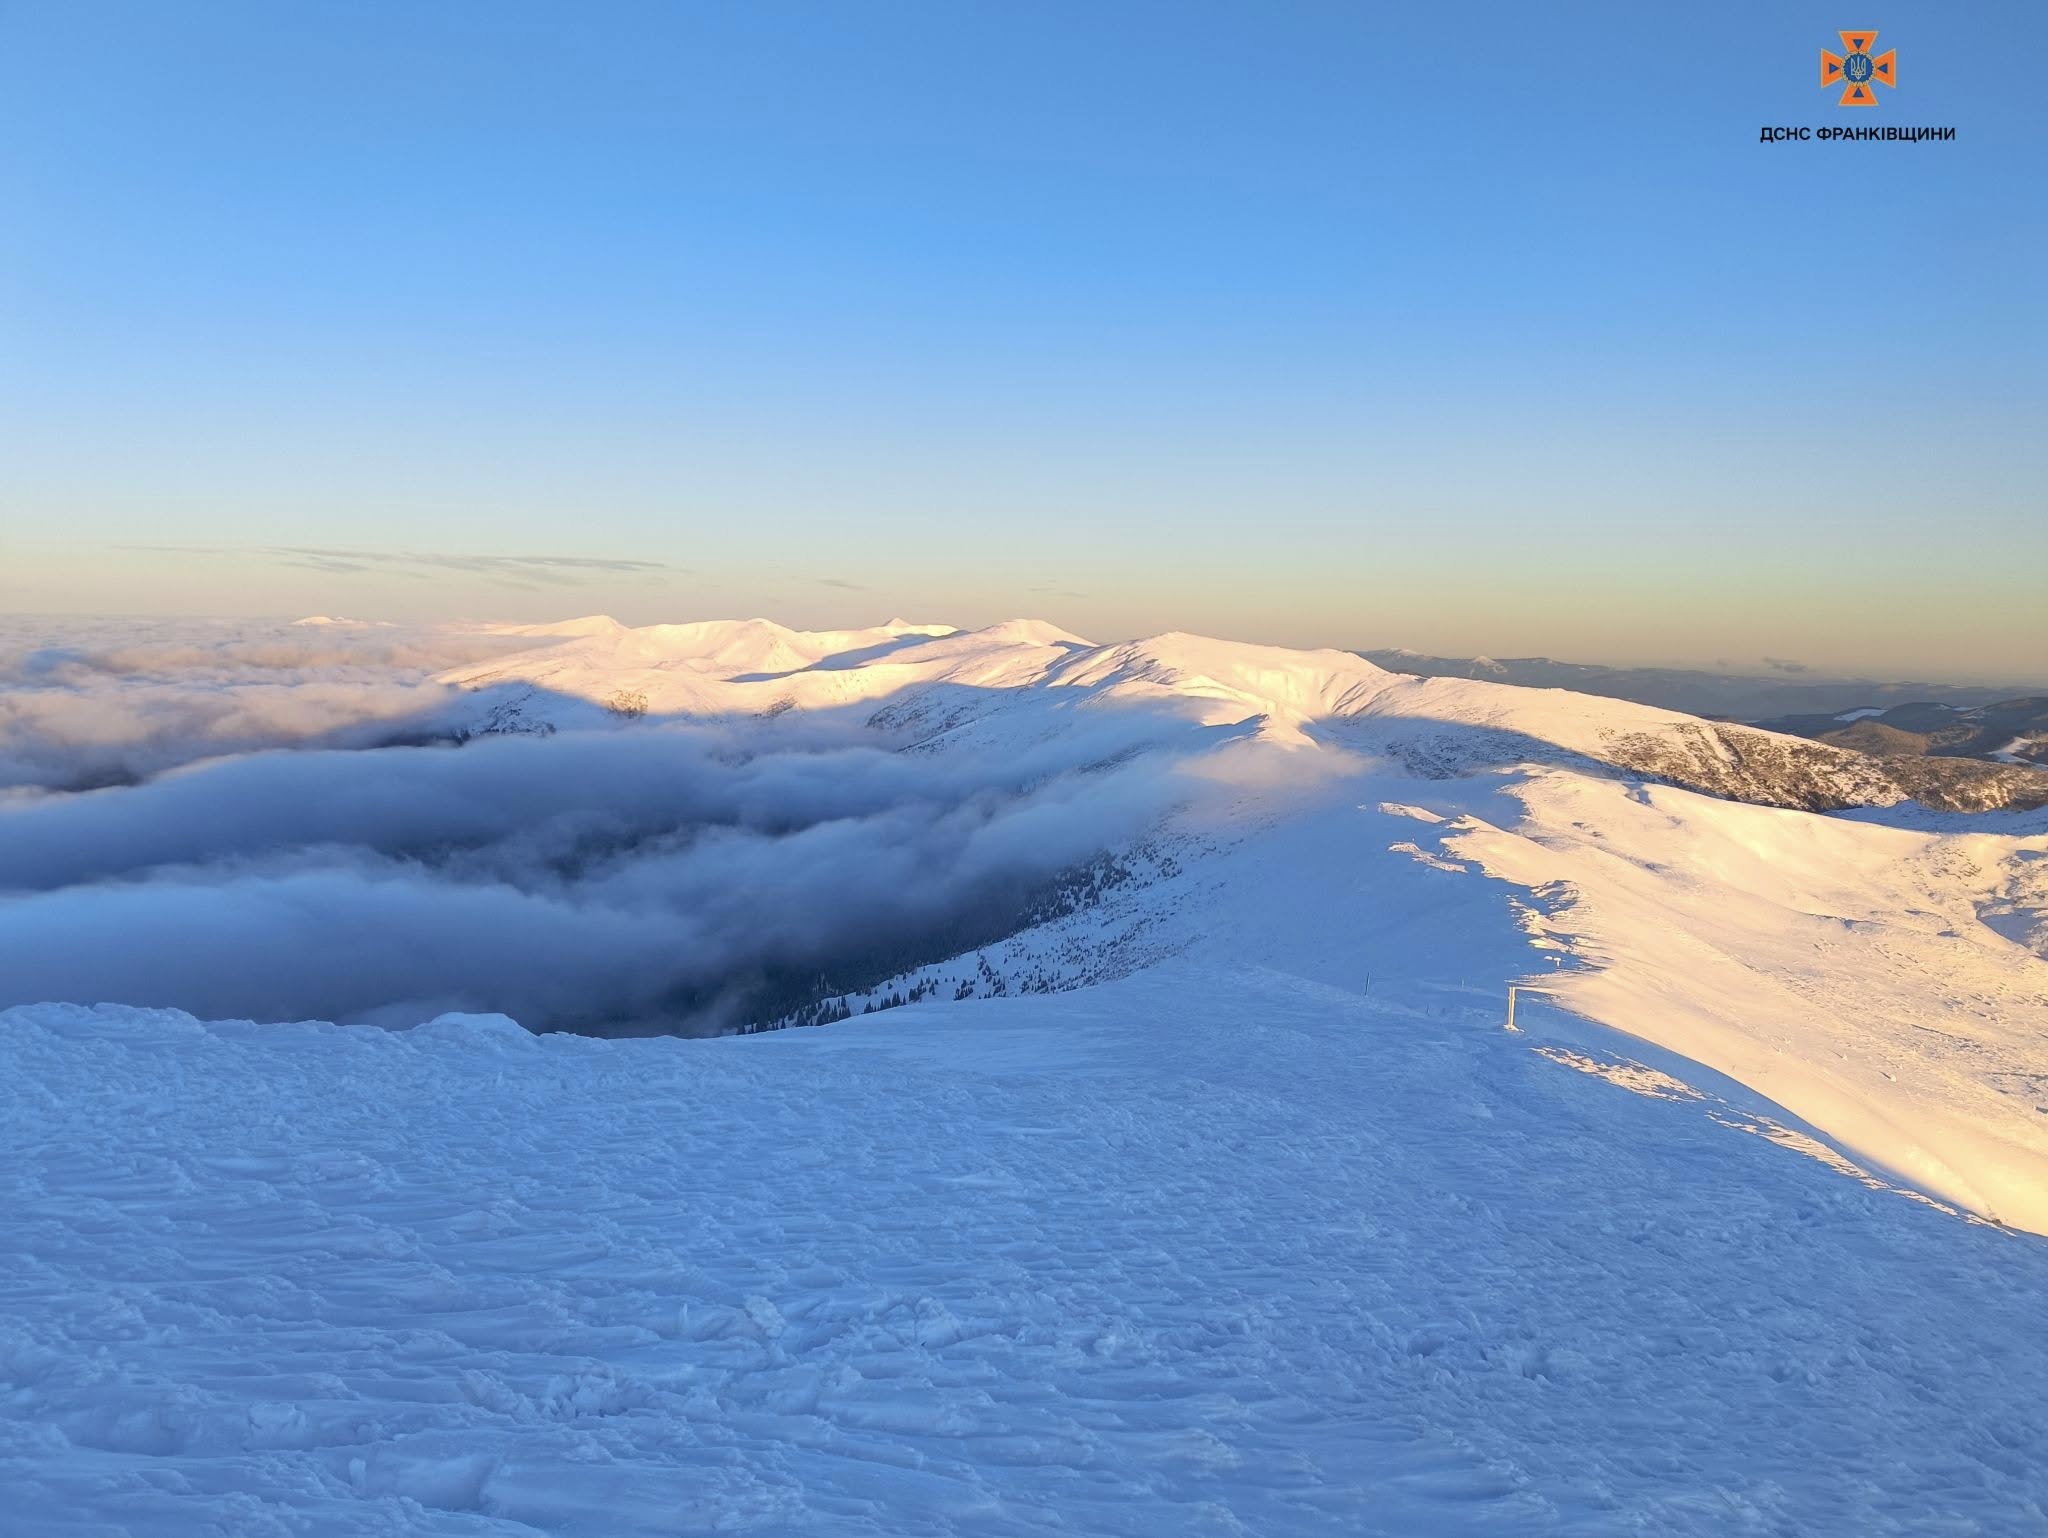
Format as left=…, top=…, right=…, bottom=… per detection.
left=431, top=616, right=2048, bottom=1234
left=445, top=617, right=2048, bottom=814
left=4, top=613, right=2044, bottom=1231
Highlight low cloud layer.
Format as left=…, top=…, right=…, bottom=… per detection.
left=0, top=624, right=1191, bottom=1032
left=0, top=618, right=549, bottom=791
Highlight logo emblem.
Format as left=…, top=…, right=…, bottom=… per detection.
left=1820, top=30, right=1896, bottom=106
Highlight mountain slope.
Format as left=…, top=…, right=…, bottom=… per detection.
left=1359, top=647, right=2042, bottom=722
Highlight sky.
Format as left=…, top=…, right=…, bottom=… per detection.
left=1, top=1, right=2042, bottom=681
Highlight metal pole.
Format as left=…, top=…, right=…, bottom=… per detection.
left=1507, top=984, right=1556, bottom=1032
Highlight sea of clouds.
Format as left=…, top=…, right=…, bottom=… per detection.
left=0, top=616, right=545, bottom=792
left=0, top=618, right=1188, bottom=1032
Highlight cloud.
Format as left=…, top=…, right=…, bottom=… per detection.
left=1762, top=657, right=1811, bottom=675
left=0, top=624, right=1196, bottom=1033
left=0, top=617, right=547, bottom=791
left=128, top=546, right=675, bottom=588
left=814, top=578, right=867, bottom=591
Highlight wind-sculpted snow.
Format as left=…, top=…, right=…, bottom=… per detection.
left=6, top=979, right=2048, bottom=1534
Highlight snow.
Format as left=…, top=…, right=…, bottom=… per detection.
left=11, top=614, right=2046, bottom=1229
left=445, top=618, right=2044, bottom=818
left=436, top=622, right=1731, bottom=767
left=1835, top=707, right=1887, bottom=722
left=8, top=977, right=2048, bottom=1535
left=7, top=613, right=2048, bottom=1531
left=1419, top=771, right=2048, bottom=1232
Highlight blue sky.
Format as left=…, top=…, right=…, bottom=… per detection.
left=2, top=1, right=2042, bottom=679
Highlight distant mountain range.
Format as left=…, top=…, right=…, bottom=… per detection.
left=1752, top=698, right=2048, bottom=770
left=1358, top=649, right=2048, bottom=766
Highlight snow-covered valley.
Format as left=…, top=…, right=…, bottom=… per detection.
left=5, top=614, right=2048, bottom=1534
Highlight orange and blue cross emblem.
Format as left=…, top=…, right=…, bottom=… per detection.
left=1820, top=30, right=1896, bottom=107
